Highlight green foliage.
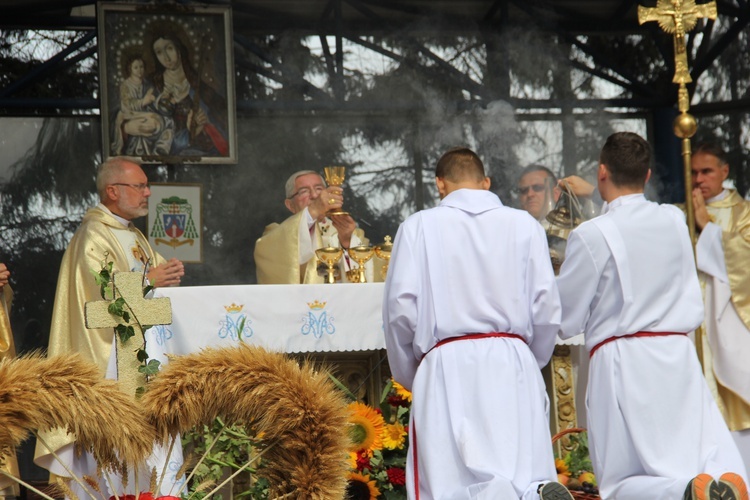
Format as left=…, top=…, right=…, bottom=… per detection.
left=562, top=432, right=593, bottom=478
left=114, top=323, right=135, bottom=344
left=181, top=418, right=268, bottom=500
left=236, top=316, right=246, bottom=343
left=95, top=261, right=115, bottom=299
left=138, top=359, right=161, bottom=376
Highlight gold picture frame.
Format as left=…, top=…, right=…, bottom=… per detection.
left=97, top=2, right=237, bottom=164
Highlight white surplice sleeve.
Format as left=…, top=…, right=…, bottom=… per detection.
left=383, top=222, right=420, bottom=391
left=527, top=223, right=562, bottom=368
left=557, top=229, right=602, bottom=340
left=696, top=222, right=729, bottom=283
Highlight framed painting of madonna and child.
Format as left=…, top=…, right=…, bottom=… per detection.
left=98, top=3, right=237, bottom=164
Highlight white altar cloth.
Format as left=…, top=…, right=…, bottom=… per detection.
left=149, top=283, right=388, bottom=356
left=149, top=283, right=583, bottom=358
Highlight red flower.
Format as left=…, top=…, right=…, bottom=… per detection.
left=386, top=467, right=406, bottom=486
left=355, top=449, right=372, bottom=471
left=387, top=394, right=410, bottom=407
left=108, top=494, right=154, bottom=500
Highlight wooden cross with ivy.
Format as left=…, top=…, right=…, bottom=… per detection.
left=85, top=262, right=172, bottom=398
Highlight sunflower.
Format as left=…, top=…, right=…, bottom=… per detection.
left=345, top=471, right=381, bottom=499
left=348, top=401, right=385, bottom=452
left=555, top=458, right=570, bottom=476
left=382, top=421, right=407, bottom=450
left=347, top=451, right=358, bottom=470
left=391, top=379, right=412, bottom=403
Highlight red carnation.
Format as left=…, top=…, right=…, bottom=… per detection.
left=386, top=467, right=406, bottom=486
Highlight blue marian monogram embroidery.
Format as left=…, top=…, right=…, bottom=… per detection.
left=302, top=300, right=335, bottom=339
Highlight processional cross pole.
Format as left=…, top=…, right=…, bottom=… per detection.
left=638, top=0, right=717, bottom=367
left=85, top=271, right=172, bottom=397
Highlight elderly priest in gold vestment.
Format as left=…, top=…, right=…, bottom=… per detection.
left=33, top=157, right=185, bottom=482
left=691, top=143, right=750, bottom=474
left=254, top=169, right=376, bottom=284
left=0, top=263, right=20, bottom=497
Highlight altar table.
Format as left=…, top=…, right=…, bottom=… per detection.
left=150, top=283, right=586, bottom=434
left=150, top=283, right=390, bottom=403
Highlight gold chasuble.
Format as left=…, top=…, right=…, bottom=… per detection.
left=254, top=211, right=368, bottom=284
left=701, top=190, right=750, bottom=431
left=33, top=206, right=165, bottom=470
left=0, top=286, right=20, bottom=496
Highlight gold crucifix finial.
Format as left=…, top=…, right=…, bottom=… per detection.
left=638, top=0, right=717, bottom=85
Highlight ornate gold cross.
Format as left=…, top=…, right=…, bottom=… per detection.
left=638, top=0, right=717, bottom=84
left=85, top=271, right=172, bottom=397
left=638, top=0, right=718, bottom=370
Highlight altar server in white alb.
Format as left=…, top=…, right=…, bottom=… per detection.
left=383, top=147, right=572, bottom=500
left=557, top=132, right=748, bottom=500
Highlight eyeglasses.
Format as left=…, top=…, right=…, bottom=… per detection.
left=516, top=184, right=546, bottom=195
left=112, top=183, right=150, bottom=193
left=288, top=185, right=325, bottom=199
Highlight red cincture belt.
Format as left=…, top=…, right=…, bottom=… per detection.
left=589, top=331, right=687, bottom=357
left=422, top=332, right=526, bottom=361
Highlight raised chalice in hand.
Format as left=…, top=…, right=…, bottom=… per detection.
left=315, top=246, right=344, bottom=284
left=323, top=166, right=349, bottom=217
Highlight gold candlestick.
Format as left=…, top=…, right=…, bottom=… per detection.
left=374, top=235, right=393, bottom=280
left=323, top=166, right=349, bottom=217
left=315, top=246, right=344, bottom=284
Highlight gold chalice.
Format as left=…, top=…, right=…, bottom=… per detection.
left=323, top=166, right=349, bottom=217
left=374, top=235, right=393, bottom=280
left=315, top=246, right=344, bottom=284
left=348, top=245, right=375, bottom=283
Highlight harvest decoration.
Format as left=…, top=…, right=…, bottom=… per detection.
left=553, top=428, right=599, bottom=498
left=345, top=379, right=410, bottom=500
left=0, top=345, right=352, bottom=499
left=0, top=354, right=156, bottom=500
left=140, top=344, right=351, bottom=499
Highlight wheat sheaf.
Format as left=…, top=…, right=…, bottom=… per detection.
left=140, top=344, right=350, bottom=500
left=0, top=353, right=154, bottom=469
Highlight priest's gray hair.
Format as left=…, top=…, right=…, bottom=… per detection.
left=96, top=156, right=143, bottom=200
left=284, top=170, right=326, bottom=199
